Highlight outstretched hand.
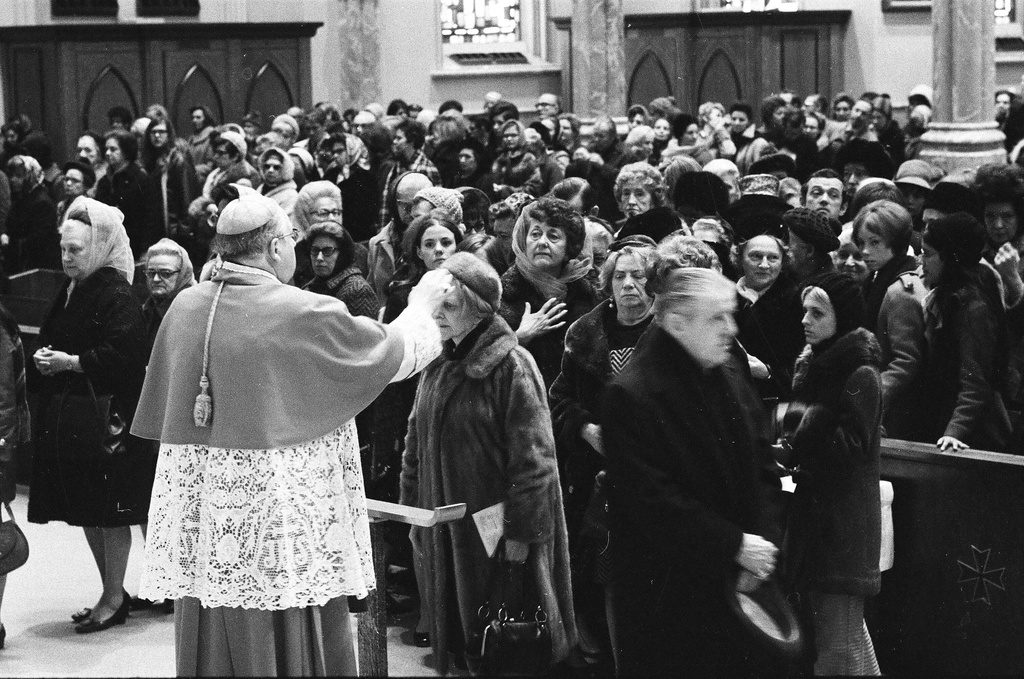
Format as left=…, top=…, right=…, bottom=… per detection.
left=516, top=298, right=567, bottom=344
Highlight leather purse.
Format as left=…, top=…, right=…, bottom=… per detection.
left=465, top=545, right=552, bottom=677
left=0, top=501, right=29, bottom=576
left=57, top=378, right=127, bottom=459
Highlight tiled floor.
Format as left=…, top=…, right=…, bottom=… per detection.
left=0, top=487, right=440, bottom=677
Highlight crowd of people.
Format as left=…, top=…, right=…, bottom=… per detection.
left=0, top=81, right=1022, bottom=677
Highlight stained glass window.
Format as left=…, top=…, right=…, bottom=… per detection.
left=441, top=0, right=522, bottom=45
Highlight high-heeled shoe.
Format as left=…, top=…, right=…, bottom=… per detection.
left=75, top=594, right=130, bottom=634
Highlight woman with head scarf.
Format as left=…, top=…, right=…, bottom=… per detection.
left=785, top=271, right=883, bottom=676
left=255, top=147, right=298, bottom=217
left=140, top=238, right=196, bottom=349
left=28, top=196, right=149, bottom=634
left=920, top=213, right=1013, bottom=452
left=498, top=196, right=597, bottom=387
left=318, top=126, right=379, bottom=241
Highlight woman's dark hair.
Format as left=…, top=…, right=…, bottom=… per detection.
left=523, top=197, right=587, bottom=261
left=140, top=116, right=179, bottom=172
left=729, top=101, right=753, bottom=119
left=550, top=177, right=598, bottom=214
left=105, top=128, right=138, bottom=164
left=20, top=131, right=54, bottom=168
left=670, top=113, right=698, bottom=141
left=923, top=212, right=1007, bottom=386
left=458, top=232, right=512, bottom=274
left=396, top=119, right=427, bottom=150
left=439, top=99, right=464, bottom=114
left=307, top=221, right=356, bottom=273
left=974, top=163, right=1024, bottom=233
left=397, top=214, right=463, bottom=280
left=79, top=130, right=105, bottom=155
left=387, top=99, right=409, bottom=116
left=107, top=106, right=132, bottom=127
left=190, top=105, right=217, bottom=129
left=627, top=104, right=650, bottom=123
left=458, top=186, right=491, bottom=233
left=760, top=95, right=788, bottom=129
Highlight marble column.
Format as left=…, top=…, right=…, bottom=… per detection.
left=570, top=0, right=626, bottom=118
left=337, top=0, right=382, bottom=108
left=918, top=0, right=1006, bottom=174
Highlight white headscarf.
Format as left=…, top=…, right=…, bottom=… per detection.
left=61, top=196, right=135, bottom=285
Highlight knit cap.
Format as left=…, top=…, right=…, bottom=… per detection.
left=783, top=207, right=840, bottom=253
left=802, top=270, right=866, bottom=337
left=414, top=186, right=464, bottom=225
left=748, top=153, right=797, bottom=178
left=440, top=252, right=502, bottom=313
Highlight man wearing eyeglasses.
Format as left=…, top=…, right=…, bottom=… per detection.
left=132, top=185, right=452, bottom=676
left=535, top=93, right=561, bottom=120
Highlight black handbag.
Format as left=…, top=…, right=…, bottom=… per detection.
left=465, top=544, right=552, bottom=677
left=0, top=501, right=29, bottom=576
left=56, top=378, right=127, bottom=459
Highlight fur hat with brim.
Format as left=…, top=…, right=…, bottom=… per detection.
left=440, top=252, right=502, bottom=313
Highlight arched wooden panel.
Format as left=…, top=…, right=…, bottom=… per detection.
left=246, top=61, right=295, bottom=131
left=697, top=49, right=742, bottom=107
left=172, top=64, right=225, bottom=135
left=81, top=65, right=138, bottom=132
left=627, top=50, right=673, bottom=110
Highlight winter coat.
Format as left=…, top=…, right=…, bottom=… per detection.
left=549, top=301, right=651, bottom=541
left=498, top=266, right=598, bottom=389
left=602, top=325, right=783, bottom=676
left=302, top=266, right=378, bottom=320
left=257, top=180, right=298, bottom=217
left=921, top=283, right=1013, bottom=451
left=399, top=314, right=576, bottom=674
left=143, top=145, right=201, bottom=242
left=735, top=274, right=806, bottom=403
left=7, top=182, right=59, bottom=272
left=27, top=267, right=153, bottom=527
left=492, top=148, right=539, bottom=198
left=866, top=261, right=928, bottom=440
left=95, top=163, right=152, bottom=260
left=785, top=328, right=882, bottom=596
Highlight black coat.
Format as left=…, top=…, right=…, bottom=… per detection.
left=602, top=325, right=782, bottom=677
left=27, top=267, right=153, bottom=527
left=322, top=165, right=379, bottom=242
left=498, top=266, right=598, bottom=389
left=8, top=182, right=59, bottom=272
left=785, top=328, right=882, bottom=596
left=96, top=163, right=152, bottom=260
left=549, top=301, right=650, bottom=539
left=735, top=275, right=806, bottom=403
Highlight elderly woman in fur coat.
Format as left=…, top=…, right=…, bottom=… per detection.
left=785, top=271, right=882, bottom=676
left=400, top=253, right=576, bottom=675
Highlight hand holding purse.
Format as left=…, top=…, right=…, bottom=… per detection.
left=465, top=542, right=552, bottom=676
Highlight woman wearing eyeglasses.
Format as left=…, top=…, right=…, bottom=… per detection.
left=140, top=116, right=201, bottom=270
left=140, top=238, right=196, bottom=349
left=292, top=180, right=349, bottom=288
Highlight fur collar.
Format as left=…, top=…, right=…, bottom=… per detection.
left=451, top=314, right=519, bottom=380
left=792, top=327, right=881, bottom=396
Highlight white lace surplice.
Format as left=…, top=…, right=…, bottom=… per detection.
left=140, top=298, right=441, bottom=610
left=139, top=421, right=375, bottom=610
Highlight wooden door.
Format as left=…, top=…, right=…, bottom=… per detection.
left=624, top=26, right=679, bottom=110
left=151, top=41, right=232, bottom=137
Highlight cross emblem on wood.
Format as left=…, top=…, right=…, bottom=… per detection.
left=957, top=546, right=1006, bottom=606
